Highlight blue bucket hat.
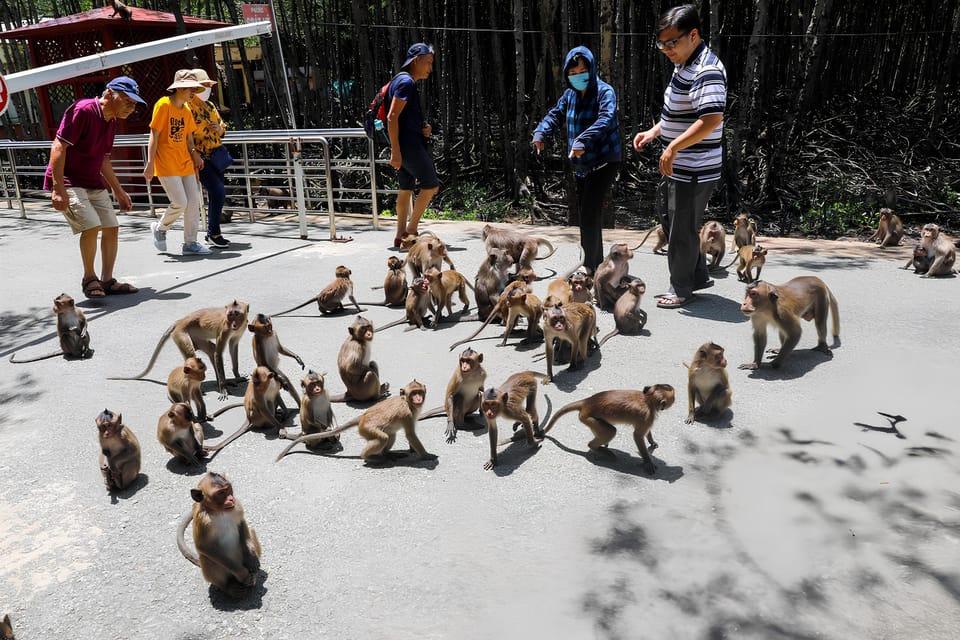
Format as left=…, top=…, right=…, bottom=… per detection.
left=401, top=43, right=434, bottom=69
left=106, top=76, right=146, bottom=105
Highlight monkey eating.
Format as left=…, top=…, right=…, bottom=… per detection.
left=700, top=220, right=726, bottom=270
left=248, top=313, right=304, bottom=406
left=157, top=402, right=207, bottom=465
left=419, top=347, right=487, bottom=443
left=278, top=370, right=340, bottom=451
left=481, top=224, right=557, bottom=271
left=685, top=342, right=732, bottom=424
left=481, top=371, right=546, bottom=470
left=594, top=243, right=635, bottom=310
left=177, top=472, right=262, bottom=599
left=9, top=293, right=92, bottom=363
left=541, top=384, right=675, bottom=474
left=96, top=409, right=141, bottom=491
left=273, top=265, right=364, bottom=316
left=597, top=278, right=647, bottom=348
left=739, top=277, right=840, bottom=370
left=332, top=316, right=390, bottom=402
left=866, top=207, right=904, bottom=248
left=542, top=301, right=597, bottom=383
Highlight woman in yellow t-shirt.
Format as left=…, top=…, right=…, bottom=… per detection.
left=143, top=69, right=209, bottom=255
left=190, top=68, right=232, bottom=248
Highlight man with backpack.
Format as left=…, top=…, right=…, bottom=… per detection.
left=386, top=42, right=438, bottom=248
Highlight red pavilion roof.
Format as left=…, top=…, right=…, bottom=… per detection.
left=1, top=6, right=229, bottom=39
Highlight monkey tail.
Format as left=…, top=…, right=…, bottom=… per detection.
left=176, top=510, right=201, bottom=567
left=541, top=400, right=582, bottom=435
left=828, top=290, right=841, bottom=342
left=447, top=301, right=502, bottom=350
left=202, top=420, right=253, bottom=455
left=719, top=252, right=740, bottom=270
left=209, top=402, right=244, bottom=418
left=274, top=418, right=360, bottom=462
left=107, top=324, right=174, bottom=380
left=418, top=405, right=447, bottom=421
left=8, top=349, right=65, bottom=363
left=596, top=328, right=619, bottom=349
left=272, top=298, right=317, bottom=317
left=536, top=239, right=557, bottom=260
left=632, top=225, right=658, bottom=250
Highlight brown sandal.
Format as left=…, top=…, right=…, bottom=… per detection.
left=81, top=275, right=106, bottom=298
left=102, top=278, right=139, bottom=295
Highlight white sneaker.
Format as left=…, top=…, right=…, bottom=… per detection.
left=150, top=221, right=167, bottom=252
left=182, top=241, right=212, bottom=255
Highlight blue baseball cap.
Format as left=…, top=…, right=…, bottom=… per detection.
left=106, top=76, right=146, bottom=105
left=401, top=43, right=434, bottom=69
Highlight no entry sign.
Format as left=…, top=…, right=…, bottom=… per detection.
left=0, top=73, right=8, bottom=118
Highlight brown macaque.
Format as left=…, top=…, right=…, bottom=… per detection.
left=405, top=234, right=455, bottom=278
left=903, top=243, right=933, bottom=274
left=9, top=293, right=92, bottom=363
left=542, top=302, right=597, bottom=383
left=380, top=277, right=436, bottom=331
left=499, top=290, right=543, bottom=346
left=248, top=313, right=304, bottom=406
left=399, top=229, right=440, bottom=251
left=475, top=248, right=514, bottom=321
left=567, top=268, right=595, bottom=304
left=447, top=284, right=533, bottom=351
left=382, top=256, right=408, bottom=306
left=739, top=277, right=841, bottom=370
left=731, top=214, right=757, bottom=251
left=685, top=342, right=732, bottom=424
left=110, top=300, right=249, bottom=400
left=273, top=266, right=364, bottom=316
left=597, top=278, right=647, bottom=348
left=594, top=244, right=635, bottom=310
left=108, top=0, right=132, bottom=20
left=423, top=266, right=472, bottom=321
left=157, top=402, right=206, bottom=464
left=278, top=370, right=339, bottom=450
left=482, top=372, right=546, bottom=470
left=633, top=223, right=667, bottom=255
left=276, top=380, right=434, bottom=464
left=178, top=472, right=261, bottom=598
left=907, top=223, right=957, bottom=277
left=733, top=244, right=767, bottom=282
left=541, top=384, right=676, bottom=474
left=481, top=223, right=557, bottom=271
left=96, top=409, right=141, bottom=491
left=203, top=366, right=286, bottom=455
left=700, top=220, right=726, bottom=270
left=546, top=278, right=573, bottom=305
left=333, top=316, right=389, bottom=402
left=257, top=184, right=291, bottom=208
left=420, top=348, right=487, bottom=443
left=167, top=356, right=208, bottom=421
left=1, top=614, right=14, bottom=640
left=867, top=208, right=904, bottom=247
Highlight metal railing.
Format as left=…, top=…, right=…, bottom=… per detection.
left=0, top=128, right=389, bottom=240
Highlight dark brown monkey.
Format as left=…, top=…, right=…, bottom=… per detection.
left=700, top=220, right=726, bottom=270
left=903, top=243, right=933, bottom=274
left=685, top=342, right=732, bottom=424
left=157, top=402, right=206, bottom=464
left=541, top=384, right=676, bottom=474
left=1, top=614, right=14, bottom=640
left=542, top=302, right=597, bottom=382
left=382, top=255, right=408, bottom=305
left=597, top=278, right=647, bottom=348
left=481, top=372, right=546, bottom=470
left=96, top=409, right=141, bottom=491
left=867, top=207, right=904, bottom=248
left=333, top=316, right=389, bottom=402
left=9, top=293, right=91, bottom=363
left=108, top=0, right=132, bottom=20
left=278, top=371, right=339, bottom=450
left=276, top=380, right=434, bottom=463
left=419, top=348, right=487, bottom=443
left=907, top=223, right=956, bottom=277
left=474, top=248, right=514, bottom=321
left=633, top=223, right=667, bottom=255
left=167, top=356, right=208, bottom=421
left=273, top=265, right=364, bottom=316
left=177, top=472, right=261, bottom=598
left=423, top=266, right=473, bottom=321
left=405, top=234, right=456, bottom=278
left=729, top=244, right=767, bottom=282
left=594, top=243, right=635, bottom=310
left=203, top=366, right=285, bottom=455
left=248, top=313, right=304, bottom=405
left=481, top=223, right=557, bottom=270
left=739, top=277, right=840, bottom=370
left=731, top=213, right=757, bottom=251
left=109, top=301, right=249, bottom=400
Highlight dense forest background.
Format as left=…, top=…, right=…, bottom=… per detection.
left=3, top=1, right=960, bottom=234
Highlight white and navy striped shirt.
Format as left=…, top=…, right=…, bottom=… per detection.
left=660, top=42, right=727, bottom=183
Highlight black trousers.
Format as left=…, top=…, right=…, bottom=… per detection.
left=575, top=162, right=620, bottom=273
left=658, top=176, right=718, bottom=298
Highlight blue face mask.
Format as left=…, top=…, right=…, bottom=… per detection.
left=568, top=72, right=590, bottom=91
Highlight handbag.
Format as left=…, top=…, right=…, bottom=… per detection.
left=206, top=145, right=234, bottom=173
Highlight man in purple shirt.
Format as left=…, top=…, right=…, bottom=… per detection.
left=45, top=76, right=145, bottom=297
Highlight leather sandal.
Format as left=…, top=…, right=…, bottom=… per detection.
left=81, top=275, right=106, bottom=298
left=102, top=278, right=139, bottom=294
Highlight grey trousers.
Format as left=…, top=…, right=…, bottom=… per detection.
left=658, top=177, right=718, bottom=298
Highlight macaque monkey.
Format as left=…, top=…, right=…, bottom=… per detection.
left=594, top=244, right=635, bottom=310
left=274, top=265, right=364, bottom=316
left=278, top=371, right=339, bottom=450
left=731, top=244, right=767, bottom=282
left=9, top=293, right=91, bottom=363
left=405, top=234, right=455, bottom=278
left=499, top=290, right=543, bottom=346
left=906, top=223, right=956, bottom=277
left=567, top=268, right=595, bottom=303
left=481, top=372, right=547, bottom=470
left=203, top=366, right=285, bottom=455
left=685, top=342, right=732, bottom=424
left=867, top=208, right=904, bottom=247
left=731, top=214, right=757, bottom=251
left=542, top=302, right=597, bottom=382
left=167, top=356, right=208, bottom=421
left=157, top=402, right=206, bottom=464
left=903, top=243, right=933, bottom=274
left=380, top=277, right=435, bottom=331
left=447, top=285, right=536, bottom=350
left=257, top=184, right=291, bottom=208
left=108, top=0, right=132, bottom=20
left=423, top=266, right=472, bottom=321
left=633, top=223, right=667, bottom=254
left=248, top=313, right=304, bottom=405
left=700, top=220, right=726, bottom=269
left=276, top=380, right=434, bottom=464
left=475, top=248, right=514, bottom=321
left=739, top=277, right=840, bottom=370
left=399, top=229, right=440, bottom=250
left=334, top=316, right=389, bottom=402
left=546, top=278, right=573, bottom=305
left=597, top=278, right=647, bottom=347
left=177, top=472, right=261, bottom=598
left=420, top=348, right=487, bottom=443
left=96, top=409, right=141, bottom=491
left=382, top=256, right=408, bottom=306
left=109, top=300, right=249, bottom=400
left=481, top=224, right=557, bottom=271
left=541, top=384, right=675, bottom=474
left=1, top=614, right=14, bottom=640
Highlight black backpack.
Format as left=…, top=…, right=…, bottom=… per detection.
left=363, top=72, right=409, bottom=142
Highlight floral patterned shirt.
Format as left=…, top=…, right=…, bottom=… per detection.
left=189, top=96, right=226, bottom=156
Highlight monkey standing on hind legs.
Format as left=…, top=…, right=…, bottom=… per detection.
left=96, top=409, right=141, bottom=491
left=685, top=342, right=732, bottom=424
left=9, top=293, right=92, bottom=363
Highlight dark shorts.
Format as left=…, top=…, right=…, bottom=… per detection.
left=397, top=141, right=439, bottom=191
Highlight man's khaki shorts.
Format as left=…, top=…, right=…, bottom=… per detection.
left=62, top=187, right=118, bottom=234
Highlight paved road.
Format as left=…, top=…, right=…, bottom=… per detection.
left=1, top=207, right=957, bottom=639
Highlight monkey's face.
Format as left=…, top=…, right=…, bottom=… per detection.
left=303, top=373, right=325, bottom=396
left=336, top=266, right=352, bottom=279
left=388, top=256, right=404, bottom=270
left=226, top=303, right=249, bottom=330
left=741, top=289, right=760, bottom=314
left=547, top=309, right=568, bottom=332
left=197, top=475, right=236, bottom=510
left=481, top=399, right=501, bottom=419
left=922, top=224, right=939, bottom=240
left=402, top=382, right=426, bottom=406
left=53, top=293, right=75, bottom=312
left=96, top=411, right=122, bottom=437
left=630, top=280, right=646, bottom=296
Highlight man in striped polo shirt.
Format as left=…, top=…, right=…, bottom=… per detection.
left=634, top=4, right=726, bottom=308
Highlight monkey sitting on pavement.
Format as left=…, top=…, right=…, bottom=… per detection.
left=9, top=293, right=92, bottom=363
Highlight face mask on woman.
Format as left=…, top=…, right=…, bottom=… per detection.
left=568, top=72, right=590, bottom=91
left=197, top=87, right=212, bottom=102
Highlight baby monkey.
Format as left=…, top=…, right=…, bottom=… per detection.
left=685, top=342, right=732, bottom=424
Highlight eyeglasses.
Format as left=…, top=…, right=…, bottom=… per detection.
left=656, top=31, right=690, bottom=51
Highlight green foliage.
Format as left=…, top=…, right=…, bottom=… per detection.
left=426, top=181, right=513, bottom=222
left=798, top=186, right=874, bottom=235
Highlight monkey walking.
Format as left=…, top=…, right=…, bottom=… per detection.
left=273, top=266, right=364, bottom=316
left=177, top=472, right=261, bottom=599
left=9, top=293, right=92, bottom=363
left=481, top=371, right=548, bottom=470
left=541, top=385, right=675, bottom=474
left=96, top=409, right=141, bottom=491
left=739, top=277, right=841, bottom=370
left=419, top=348, right=487, bottom=443
left=481, top=224, right=557, bottom=271
left=731, top=213, right=757, bottom=252
left=721, top=244, right=768, bottom=282
left=685, top=342, right=732, bottom=424
left=633, top=223, right=667, bottom=255
left=700, top=220, right=726, bottom=270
